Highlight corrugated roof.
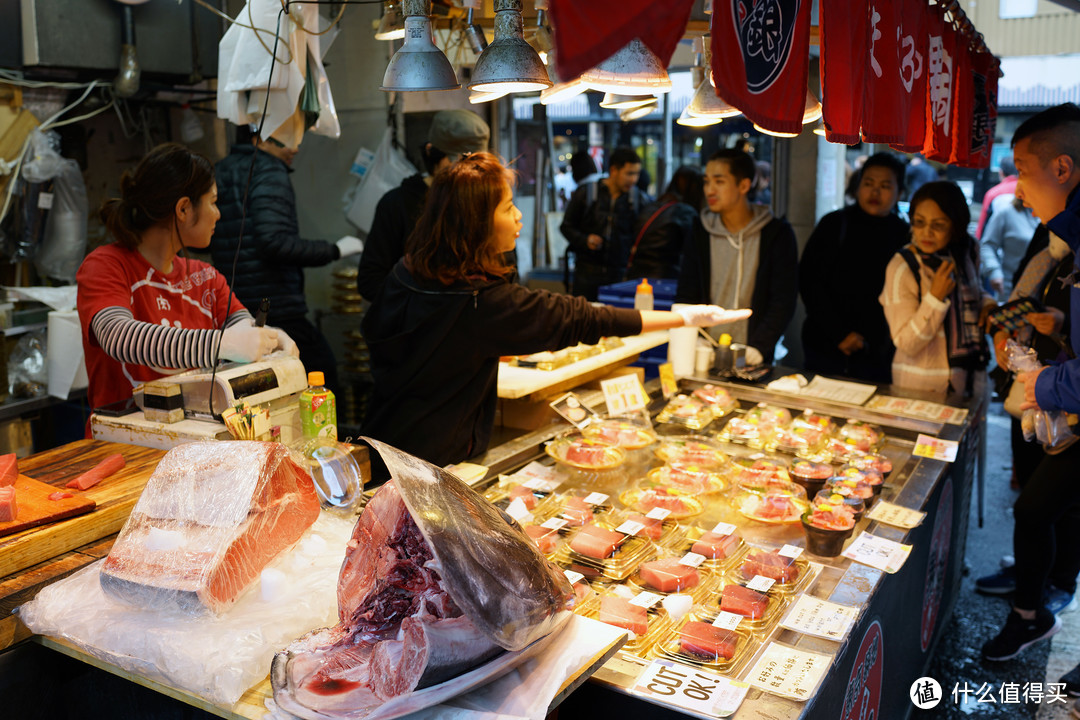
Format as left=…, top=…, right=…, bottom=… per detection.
left=998, top=54, right=1080, bottom=107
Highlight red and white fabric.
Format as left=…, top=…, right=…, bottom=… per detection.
left=819, top=0, right=871, bottom=144
left=921, top=5, right=958, bottom=163
left=888, top=0, right=930, bottom=153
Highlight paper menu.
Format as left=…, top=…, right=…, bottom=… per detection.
left=842, top=532, right=912, bottom=573
left=912, top=434, right=959, bottom=462
left=746, top=643, right=833, bottom=701
left=780, top=595, right=860, bottom=641
left=798, top=376, right=878, bottom=406
left=865, top=395, right=969, bottom=425
left=866, top=500, right=927, bottom=529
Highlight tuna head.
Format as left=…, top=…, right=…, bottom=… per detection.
left=364, top=437, right=572, bottom=652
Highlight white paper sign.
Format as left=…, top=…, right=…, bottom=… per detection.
left=523, top=477, right=560, bottom=493
left=616, top=520, right=646, bottom=536
left=912, top=433, right=959, bottom=462
left=842, top=532, right=912, bottom=574
left=633, top=660, right=749, bottom=717
left=601, top=374, right=650, bottom=416
left=712, top=611, right=743, bottom=630
left=711, top=522, right=737, bottom=536
left=866, top=500, right=927, bottom=529
left=584, top=492, right=609, bottom=506
left=541, top=518, right=569, bottom=531
left=647, top=507, right=672, bottom=521
left=504, top=498, right=532, bottom=523
left=564, top=570, right=584, bottom=585
left=630, top=591, right=663, bottom=609
left=680, top=552, right=706, bottom=568
left=779, top=544, right=804, bottom=560
left=747, top=575, right=776, bottom=593
left=780, top=595, right=859, bottom=641
left=747, top=643, right=833, bottom=701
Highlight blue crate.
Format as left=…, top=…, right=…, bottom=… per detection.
left=597, top=279, right=678, bottom=311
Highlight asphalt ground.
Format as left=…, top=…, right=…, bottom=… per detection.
left=921, top=401, right=1079, bottom=719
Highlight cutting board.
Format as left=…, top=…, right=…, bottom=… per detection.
left=0, top=475, right=96, bottom=539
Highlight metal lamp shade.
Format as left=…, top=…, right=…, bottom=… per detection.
left=677, top=104, right=720, bottom=127
left=619, top=99, right=658, bottom=121
left=374, top=2, right=405, bottom=41
left=803, top=88, right=823, bottom=124
left=468, top=0, right=551, bottom=93
left=600, top=92, right=655, bottom=109
left=381, top=14, right=460, bottom=91
left=753, top=122, right=801, bottom=138
left=581, top=38, right=672, bottom=95
left=687, top=79, right=741, bottom=119
left=540, top=77, right=586, bottom=105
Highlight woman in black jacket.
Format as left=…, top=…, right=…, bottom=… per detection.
left=799, top=153, right=910, bottom=383
left=362, top=153, right=749, bottom=469
left=627, top=167, right=704, bottom=280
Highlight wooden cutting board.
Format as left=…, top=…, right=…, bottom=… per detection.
left=0, top=475, right=96, bottom=539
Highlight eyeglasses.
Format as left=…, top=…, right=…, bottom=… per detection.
left=911, top=218, right=951, bottom=235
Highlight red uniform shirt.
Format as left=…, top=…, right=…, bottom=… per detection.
left=76, top=243, right=244, bottom=411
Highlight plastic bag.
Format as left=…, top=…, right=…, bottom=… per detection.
left=35, top=157, right=87, bottom=282
left=1004, top=340, right=1076, bottom=451
left=346, top=127, right=417, bottom=234
left=8, top=329, right=47, bottom=398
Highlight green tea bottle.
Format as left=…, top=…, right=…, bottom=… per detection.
left=299, top=371, right=337, bottom=440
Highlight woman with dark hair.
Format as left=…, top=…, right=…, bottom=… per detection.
left=800, top=152, right=909, bottom=383
left=627, top=167, right=704, bottom=280
left=361, top=153, right=749, bottom=468
left=878, top=180, right=994, bottom=394
left=77, top=143, right=289, bottom=414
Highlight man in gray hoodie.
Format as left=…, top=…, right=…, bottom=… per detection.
left=675, top=148, right=798, bottom=365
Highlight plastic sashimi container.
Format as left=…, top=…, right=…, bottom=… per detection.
left=619, top=486, right=705, bottom=520
left=646, top=463, right=728, bottom=495
left=690, top=384, right=739, bottom=418
left=652, top=613, right=757, bottom=676
left=654, top=436, right=729, bottom=469
left=655, top=394, right=716, bottom=430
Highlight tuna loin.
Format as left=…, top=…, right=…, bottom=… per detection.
left=272, top=439, right=573, bottom=720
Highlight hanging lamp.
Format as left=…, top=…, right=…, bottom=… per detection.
left=687, top=37, right=740, bottom=119
left=468, top=0, right=551, bottom=94
left=620, top=98, right=658, bottom=121
left=540, top=50, right=586, bottom=105
left=600, top=93, right=655, bottom=109
left=374, top=1, right=405, bottom=41
left=803, top=87, right=823, bottom=124
left=381, top=0, right=459, bottom=92
left=580, top=38, right=672, bottom=95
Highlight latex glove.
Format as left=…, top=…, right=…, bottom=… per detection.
left=336, top=235, right=364, bottom=258
left=674, top=305, right=753, bottom=327
left=219, top=319, right=278, bottom=363
left=745, top=346, right=764, bottom=366
left=273, top=326, right=300, bottom=358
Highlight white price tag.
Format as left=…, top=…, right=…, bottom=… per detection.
left=647, top=507, right=672, bottom=521
left=504, top=497, right=532, bottom=523
left=746, top=643, right=833, bottom=701
left=779, top=595, right=859, bottom=641
left=541, top=517, right=568, bottom=531
left=842, top=532, right=912, bottom=574
left=601, top=374, right=650, bottom=416
left=779, top=544, right=804, bottom=560
left=564, top=570, right=585, bottom=585
left=712, top=611, right=743, bottom=630
left=583, top=492, right=609, bottom=506
left=680, top=552, right=706, bottom=568
left=711, top=522, right=737, bottom=536
left=523, top=477, right=558, bottom=492
left=866, top=500, right=927, bottom=529
left=633, top=660, right=749, bottom=717
left=616, top=520, right=646, bottom=536
left=630, top=591, right=663, bottom=609
left=912, top=433, right=959, bottom=462
left=37, top=192, right=54, bottom=209
left=747, top=575, right=776, bottom=593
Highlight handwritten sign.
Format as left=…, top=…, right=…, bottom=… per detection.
left=633, top=660, right=749, bottom=717
left=601, top=374, right=650, bottom=416
left=747, top=643, right=833, bottom=700
left=912, top=434, right=959, bottom=462
left=866, top=500, right=927, bottom=529
left=780, top=595, right=860, bottom=641
left=865, top=395, right=968, bottom=425
left=843, top=532, right=912, bottom=573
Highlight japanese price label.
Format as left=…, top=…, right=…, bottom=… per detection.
left=842, top=532, right=912, bottom=573
left=647, top=507, right=672, bottom=521
left=564, top=570, right=584, bottom=585
left=780, top=595, right=859, bottom=641
left=866, top=500, right=927, bottom=529
left=510, top=461, right=561, bottom=489
left=630, top=591, right=663, bottom=609
left=616, top=520, right=646, bottom=536
left=601, top=374, right=650, bottom=416
left=712, top=611, right=743, bottom=630
left=633, top=660, right=749, bottom=717
left=912, top=433, right=959, bottom=462
left=504, top=497, right=532, bottom=523
left=711, top=522, right=737, bottom=536
left=659, top=362, right=678, bottom=399
left=583, top=492, right=609, bottom=506
left=541, top=517, right=568, bottom=531
left=746, top=643, right=833, bottom=701
left=779, top=544, right=804, bottom=560
left=747, top=575, right=776, bottom=593
left=680, top=552, right=706, bottom=568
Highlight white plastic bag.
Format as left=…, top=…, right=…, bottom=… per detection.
left=346, top=128, right=417, bottom=234
left=1004, top=340, right=1076, bottom=451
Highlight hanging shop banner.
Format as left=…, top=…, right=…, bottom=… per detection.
left=710, top=0, right=813, bottom=135
left=819, top=0, right=870, bottom=144
left=947, top=34, right=976, bottom=166
left=548, top=0, right=695, bottom=83
left=888, top=0, right=930, bottom=153
left=921, top=5, right=957, bottom=162
left=950, top=47, right=997, bottom=168
left=861, top=0, right=906, bottom=144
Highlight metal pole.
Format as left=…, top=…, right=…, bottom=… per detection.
left=661, top=92, right=673, bottom=187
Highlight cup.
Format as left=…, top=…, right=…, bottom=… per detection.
left=668, top=304, right=698, bottom=377
left=695, top=343, right=714, bottom=376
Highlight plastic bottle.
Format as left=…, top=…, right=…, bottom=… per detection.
left=712, top=333, right=733, bottom=376
left=299, top=371, right=337, bottom=440
left=634, top=278, right=654, bottom=311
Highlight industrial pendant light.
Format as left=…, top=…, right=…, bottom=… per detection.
left=677, top=105, right=720, bottom=127
left=374, top=1, right=405, bottom=41
left=540, top=50, right=586, bottom=105
left=531, top=0, right=553, bottom=65
left=581, top=38, right=672, bottom=95
left=381, top=0, right=460, bottom=92
left=753, top=123, right=801, bottom=138
left=600, top=93, right=655, bottom=109
left=619, top=98, right=658, bottom=122
left=469, top=0, right=551, bottom=94
left=676, top=42, right=718, bottom=127
left=463, top=0, right=487, bottom=56
left=803, top=87, right=823, bottom=124
left=687, top=37, right=740, bottom=119
left=469, top=88, right=508, bottom=104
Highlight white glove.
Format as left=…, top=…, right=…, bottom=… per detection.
left=674, top=304, right=753, bottom=327
left=219, top=319, right=278, bottom=362
left=273, top=327, right=300, bottom=358
left=745, top=346, right=764, bottom=366
left=336, top=235, right=364, bottom=258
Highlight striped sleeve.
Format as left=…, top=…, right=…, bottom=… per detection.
left=90, top=306, right=254, bottom=369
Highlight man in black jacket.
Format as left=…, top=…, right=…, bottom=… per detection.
left=356, top=110, right=490, bottom=302
left=675, top=148, right=798, bottom=365
left=212, top=128, right=363, bottom=394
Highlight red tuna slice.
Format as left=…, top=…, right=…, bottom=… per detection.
left=742, top=550, right=800, bottom=584
left=525, top=525, right=559, bottom=554
left=0, top=453, right=17, bottom=487
left=561, top=496, right=594, bottom=527
left=565, top=442, right=609, bottom=466
left=625, top=512, right=663, bottom=540
left=720, top=584, right=769, bottom=619
left=508, top=485, right=538, bottom=510
left=572, top=581, right=596, bottom=608
left=679, top=621, right=738, bottom=660
left=638, top=558, right=699, bottom=592
left=637, top=489, right=693, bottom=515
left=691, top=531, right=741, bottom=560
left=0, top=486, right=16, bottom=522
left=598, top=595, right=648, bottom=636
left=569, top=524, right=625, bottom=559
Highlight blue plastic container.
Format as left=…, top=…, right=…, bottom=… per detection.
left=597, top=279, right=678, bottom=378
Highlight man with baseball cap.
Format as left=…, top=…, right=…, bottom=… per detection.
left=357, top=109, right=490, bottom=301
